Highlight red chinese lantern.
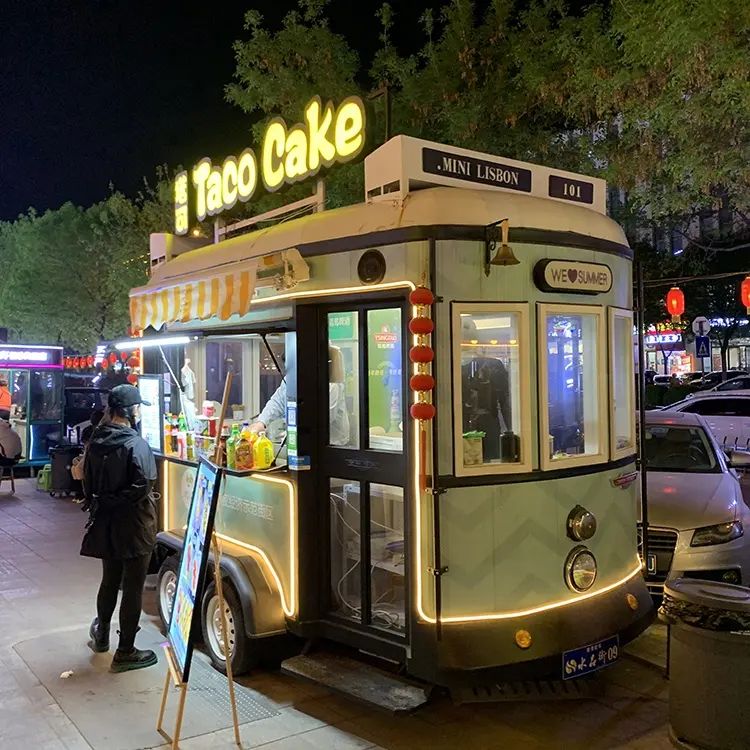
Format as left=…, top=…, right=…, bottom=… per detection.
left=409, top=317, right=434, bottom=336
left=409, top=345, right=434, bottom=363
left=101, top=359, right=109, bottom=370
left=408, top=285, right=436, bottom=493
left=666, top=287, right=685, bottom=324
left=410, top=373, right=435, bottom=392
left=741, top=277, right=750, bottom=315
left=87, top=355, right=94, bottom=368
left=127, top=356, right=140, bottom=369
left=410, top=402, right=436, bottom=421
left=73, top=357, right=80, bottom=369
left=126, top=373, right=138, bottom=385
left=121, top=351, right=128, bottom=362
left=109, top=353, right=117, bottom=365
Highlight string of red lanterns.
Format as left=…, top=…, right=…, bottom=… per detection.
left=665, top=277, right=750, bottom=324
left=408, top=286, right=435, bottom=493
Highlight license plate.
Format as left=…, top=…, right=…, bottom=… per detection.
left=563, top=635, right=619, bottom=680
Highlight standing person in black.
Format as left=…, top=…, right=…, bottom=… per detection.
left=81, top=385, right=158, bottom=672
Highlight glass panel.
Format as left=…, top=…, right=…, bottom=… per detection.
left=459, top=312, right=522, bottom=466
left=545, top=312, right=600, bottom=459
left=329, top=478, right=361, bottom=622
left=29, top=423, right=61, bottom=460
left=612, top=314, right=635, bottom=452
left=205, top=340, right=243, bottom=407
left=328, top=312, right=359, bottom=448
left=367, top=309, right=404, bottom=452
left=10, top=371, right=27, bottom=417
left=369, top=483, right=406, bottom=633
left=29, top=370, right=62, bottom=421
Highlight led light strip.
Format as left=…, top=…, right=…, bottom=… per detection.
left=411, top=302, right=643, bottom=624
left=216, top=473, right=297, bottom=618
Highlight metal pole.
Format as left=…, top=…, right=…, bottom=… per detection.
left=636, top=261, right=649, bottom=576
left=385, top=84, right=392, bottom=142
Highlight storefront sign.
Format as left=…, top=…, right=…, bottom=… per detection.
left=533, top=260, right=613, bottom=295
left=645, top=331, right=682, bottom=346
left=0, top=345, right=63, bottom=369
left=167, top=458, right=222, bottom=682
left=422, top=147, right=532, bottom=193
left=175, top=95, right=366, bottom=234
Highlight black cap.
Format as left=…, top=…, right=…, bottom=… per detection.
left=108, top=384, right=150, bottom=409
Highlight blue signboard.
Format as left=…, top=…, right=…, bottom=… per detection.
left=563, top=634, right=619, bottom=680
left=167, top=457, right=222, bottom=682
left=696, top=336, right=711, bottom=359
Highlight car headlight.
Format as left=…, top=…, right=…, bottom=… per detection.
left=690, top=520, right=743, bottom=547
left=565, top=546, right=597, bottom=592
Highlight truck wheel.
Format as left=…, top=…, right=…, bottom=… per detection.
left=157, top=555, right=180, bottom=632
left=201, top=579, right=257, bottom=675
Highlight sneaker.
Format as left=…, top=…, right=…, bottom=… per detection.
left=88, top=618, right=110, bottom=653
left=110, top=647, right=158, bottom=673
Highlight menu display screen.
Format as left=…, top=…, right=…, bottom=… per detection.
left=167, top=457, right=222, bottom=682
left=138, top=376, right=162, bottom=453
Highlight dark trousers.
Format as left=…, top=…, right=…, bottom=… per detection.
left=96, top=554, right=150, bottom=651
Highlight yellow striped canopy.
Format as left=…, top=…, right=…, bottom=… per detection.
left=129, top=264, right=257, bottom=332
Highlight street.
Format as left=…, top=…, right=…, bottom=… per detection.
left=0, top=481, right=670, bottom=750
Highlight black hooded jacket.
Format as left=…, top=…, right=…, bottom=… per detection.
left=81, top=421, right=158, bottom=560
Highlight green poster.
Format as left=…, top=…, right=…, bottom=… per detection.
left=367, top=308, right=403, bottom=434
left=328, top=312, right=355, bottom=340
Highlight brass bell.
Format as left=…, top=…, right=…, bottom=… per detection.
left=490, top=243, right=520, bottom=266
left=485, top=218, right=519, bottom=274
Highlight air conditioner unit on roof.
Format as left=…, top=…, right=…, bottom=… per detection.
left=364, top=135, right=607, bottom=215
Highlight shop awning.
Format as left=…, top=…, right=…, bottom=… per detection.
left=129, top=262, right=258, bottom=331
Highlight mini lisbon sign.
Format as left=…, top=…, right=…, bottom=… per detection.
left=533, top=259, right=613, bottom=295
left=174, top=95, right=366, bottom=235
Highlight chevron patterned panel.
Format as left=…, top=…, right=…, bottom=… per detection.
left=437, top=463, right=638, bottom=618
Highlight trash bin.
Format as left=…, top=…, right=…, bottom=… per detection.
left=660, top=578, right=750, bottom=750
left=48, top=445, right=82, bottom=497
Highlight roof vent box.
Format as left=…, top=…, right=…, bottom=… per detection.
left=364, top=135, right=607, bottom=215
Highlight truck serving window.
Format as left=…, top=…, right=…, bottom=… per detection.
left=538, top=304, right=607, bottom=471
left=609, top=307, right=636, bottom=459
left=451, top=303, right=532, bottom=476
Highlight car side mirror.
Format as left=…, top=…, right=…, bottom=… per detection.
left=727, top=450, right=750, bottom=469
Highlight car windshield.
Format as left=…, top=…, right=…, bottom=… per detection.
left=645, top=425, right=719, bottom=473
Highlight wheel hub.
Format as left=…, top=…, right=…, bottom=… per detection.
left=208, top=596, right=236, bottom=660
left=160, top=571, right=177, bottom=618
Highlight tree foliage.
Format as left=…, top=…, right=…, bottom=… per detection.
left=0, top=178, right=172, bottom=350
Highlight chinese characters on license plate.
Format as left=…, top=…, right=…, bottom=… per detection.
left=563, top=635, right=619, bottom=680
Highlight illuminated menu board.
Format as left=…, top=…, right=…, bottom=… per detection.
left=167, top=458, right=222, bottom=682
left=138, top=376, right=163, bottom=453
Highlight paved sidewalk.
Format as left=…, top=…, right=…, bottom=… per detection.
left=0, top=480, right=673, bottom=749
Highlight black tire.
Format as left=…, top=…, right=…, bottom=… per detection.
left=156, top=555, right=180, bottom=633
left=201, top=579, right=257, bottom=676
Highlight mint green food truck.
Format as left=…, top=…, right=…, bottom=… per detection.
left=124, top=115, right=651, bottom=704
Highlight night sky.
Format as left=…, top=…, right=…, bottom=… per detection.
left=0, top=0, right=431, bottom=221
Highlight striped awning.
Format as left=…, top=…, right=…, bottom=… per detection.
left=129, top=264, right=257, bottom=332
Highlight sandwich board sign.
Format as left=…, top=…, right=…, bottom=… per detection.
left=167, top=456, right=222, bottom=681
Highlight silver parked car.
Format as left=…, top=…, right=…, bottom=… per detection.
left=639, top=411, right=750, bottom=595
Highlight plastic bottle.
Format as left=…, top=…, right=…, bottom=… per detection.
left=219, top=424, right=230, bottom=467
left=171, top=415, right=179, bottom=455
left=253, top=431, right=274, bottom=470
left=234, top=426, right=254, bottom=471
left=164, top=414, right=172, bottom=455
left=185, top=430, right=195, bottom=462
left=226, top=424, right=240, bottom=470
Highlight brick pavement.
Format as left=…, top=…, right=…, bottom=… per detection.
left=0, top=479, right=674, bottom=749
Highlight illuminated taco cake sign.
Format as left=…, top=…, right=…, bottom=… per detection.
left=174, top=95, right=366, bottom=234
